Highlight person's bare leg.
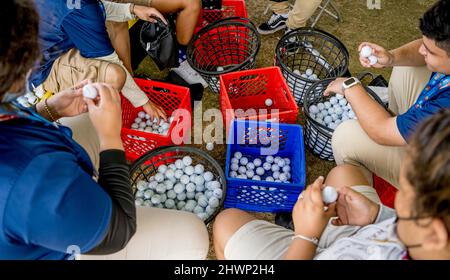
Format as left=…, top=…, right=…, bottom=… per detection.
left=104, top=63, right=127, bottom=92
left=324, top=164, right=371, bottom=188
left=106, top=21, right=133, bottom=74
left=213, top=209, right=256, bottom=260
left=151, top=0, right=201, bottom=45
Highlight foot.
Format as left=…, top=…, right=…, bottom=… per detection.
left=257, top=13, right=288, bottom=35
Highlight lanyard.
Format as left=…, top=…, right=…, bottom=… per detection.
left=415, top=73, right=450, bottom=109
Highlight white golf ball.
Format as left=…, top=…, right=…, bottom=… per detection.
left=256, top=167, right=265, bottom=176
left=309, top=105, right=319, bottom=115
left=368, top=55, right=378, bottom=65
left=82, top=84, right=98, bottom=99
left=206, top=142, right=214, bottom=151
left=266, top=156, right=274, bottom=163
left=360, top=46, right=373, bottom=58
left=265, top=99, right=273, bottom=107
left=306, top=68, right=314, bottom=76
left=174, top=169, right=184, bottom=179
left=203, top=171, right=214, bottom=182
left=246, top=162, right=255, bottom=170
left=253, top=158, right=262, bottom=167
left=263, top=162, right=272, bottom=171
left=317, top=103, right=325, bottom=111
left=180, top=175, right=190, bottom=185
left=175, top=159, right=185, bottom=169
left=184, top=165, right=195, bottom=176
left=194, top=164, right=205, bottom=174
left=322, top=186, right=338, bottom=204
left=324, top=102, right=331, bottom=109
left=240, top=157, right=249, bottom=166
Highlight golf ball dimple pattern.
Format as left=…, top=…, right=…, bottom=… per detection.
left=134, top=159, right=225, bottom=221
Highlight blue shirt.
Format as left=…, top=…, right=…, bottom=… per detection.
left=30, top=0, right=115, bottom=88
left=396, top=73, right=450, bottom=141
left=0, top=104, right=112, bottom=260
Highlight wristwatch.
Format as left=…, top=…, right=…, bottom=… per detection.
left=342, top=77, right=361, bottom=93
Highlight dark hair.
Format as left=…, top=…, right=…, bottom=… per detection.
left=420, top=0, right=450, bottom=56
left=0, top=0, right=40, bottom=96
left=407, top=110, right=450, bottom=233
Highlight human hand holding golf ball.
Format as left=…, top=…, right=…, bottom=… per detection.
left=40, top=79, right=92, bottom=120
left=331, top=186, right=380, bottom=227
left=292, top=177, right=337, bottom=238
left=358, top=42, right=394, bottom=68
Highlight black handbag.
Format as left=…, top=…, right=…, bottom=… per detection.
left=140, top=18, right=179, bottom=70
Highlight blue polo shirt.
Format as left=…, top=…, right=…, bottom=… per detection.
left=30, top=0, right=115, bottom=88
left=0, top=103, right=112, bottom=260
left=396, top=73, right=450, bottom=141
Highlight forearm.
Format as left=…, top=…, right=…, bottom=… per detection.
left=346, top=85, right=406, bottom=146
left=390, top=39, right=426, bottom=67
left=97, top=52, right=149, bottom=107
left=87, top=150, right=137, bottom=255
left=102, top=1, right=135, bottom=22
left=284, top=240, right=317, bottom=260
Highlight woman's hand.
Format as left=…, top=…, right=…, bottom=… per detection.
left=47, top=80, right=90, bottom=118
left=332, top=186, right=380, bottom=227
left=133, top=5, right=168, bottom=24
left=143, top=100, right=167, bottom=122
left=292, top=177, right=337, bottom=239
left=358, top=42, right=394, bottom=69
left=85, top=83, right=123, bottom=151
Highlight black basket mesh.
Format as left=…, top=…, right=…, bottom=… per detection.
left=187, top=17, right=261, bottom=94
left=130, top=146, right=227, bottom=224
left=303, top=79, right=385, bottom=161
left=276, top=28, right=350, bottom=104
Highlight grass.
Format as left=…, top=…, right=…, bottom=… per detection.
left=134, top=0, right=435, bottom=259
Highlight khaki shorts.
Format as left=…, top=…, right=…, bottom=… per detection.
left=42, top=48, right=112, bottom=94
left=40, top=49, right=113, bottom=169
left=224, top=186, right=381, bottom=260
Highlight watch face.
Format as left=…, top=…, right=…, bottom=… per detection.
left=344, top=78, right=356, bottom=86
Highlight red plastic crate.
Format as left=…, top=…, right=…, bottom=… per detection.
left=220, top=67, right=299, bottom=129
left=121, top=79, right=192, bottom=162
left=374, top=175, right=398, bottom=209
left=195, top=0, right=248, bottom=34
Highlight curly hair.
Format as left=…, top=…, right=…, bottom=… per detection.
left=420, top=0, right=450, bottom=56
left=407, top=109, right=450, bottom=233
left=0, top=0, right=40, bottom=96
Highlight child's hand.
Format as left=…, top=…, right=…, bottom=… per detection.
left=332, top=186, right=380, bottom=227
left=292, top=177, right=337, bottom=239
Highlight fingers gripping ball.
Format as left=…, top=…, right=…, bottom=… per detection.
left=83, top=84, right=98, bottom=99
left=322, top=186, right=338, bottom=205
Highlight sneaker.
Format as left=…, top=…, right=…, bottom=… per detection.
left=257, top=13, right=288, bottom=35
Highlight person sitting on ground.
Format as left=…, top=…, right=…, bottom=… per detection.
left=30, top=0, right=169, bottom=167
left=213, top=110, right=450, bottom=260
left=257, top=0, right=322, bottom=35
left=106, top=0, right=202, bottom=73
left=330, top=0, right=450, bottom=188
left=0, top=0, right=209, bottom=260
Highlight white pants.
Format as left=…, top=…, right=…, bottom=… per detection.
left=80, top=207, right=210, bottom=260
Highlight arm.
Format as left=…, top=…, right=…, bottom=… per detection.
left=284, top=177, right=337, bottom=260
left=325, top=79, right=407, bottom=146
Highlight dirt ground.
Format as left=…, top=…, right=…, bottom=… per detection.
left=135, top=0, right=435, bottom=259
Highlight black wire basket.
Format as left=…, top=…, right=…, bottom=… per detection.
left=187, top=17, right=261, bottom=94
left=130, top=146, right=227, bottom=224
left=303, top=79, right=385, bottom=161
left=276, top=28, right=350, bottom=104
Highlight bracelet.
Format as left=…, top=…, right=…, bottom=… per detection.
left=291, top=234, right=319, bottom=246
left=44, top=98, right=59, bottom=123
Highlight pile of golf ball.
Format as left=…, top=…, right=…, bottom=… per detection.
left=131, top=111, right=174, bottom=136
left=134, top=156, right=224, bottom=221
left=294, top=68, right=320, bottom=82
left=229, top=152, right=292, bottom=184
left=360, top=46, right=378, bottom=66
left=308, top=94, right=356, bottom=130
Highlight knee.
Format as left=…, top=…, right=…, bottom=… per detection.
left=184, top=0, right=202, bottom=13
left=213, top=208, right=245, bottom=240
left=105, top=63, right=126, bottom=91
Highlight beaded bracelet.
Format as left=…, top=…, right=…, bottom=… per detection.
left=291, top=234, right=319, bottom=246
left=44, top=98, right=59, bottom=123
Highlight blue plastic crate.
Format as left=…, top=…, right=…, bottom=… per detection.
left=224, top=120, right=306, bottom=213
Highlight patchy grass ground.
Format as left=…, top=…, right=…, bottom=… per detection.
left=135, top=0, right=435, bottom=259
